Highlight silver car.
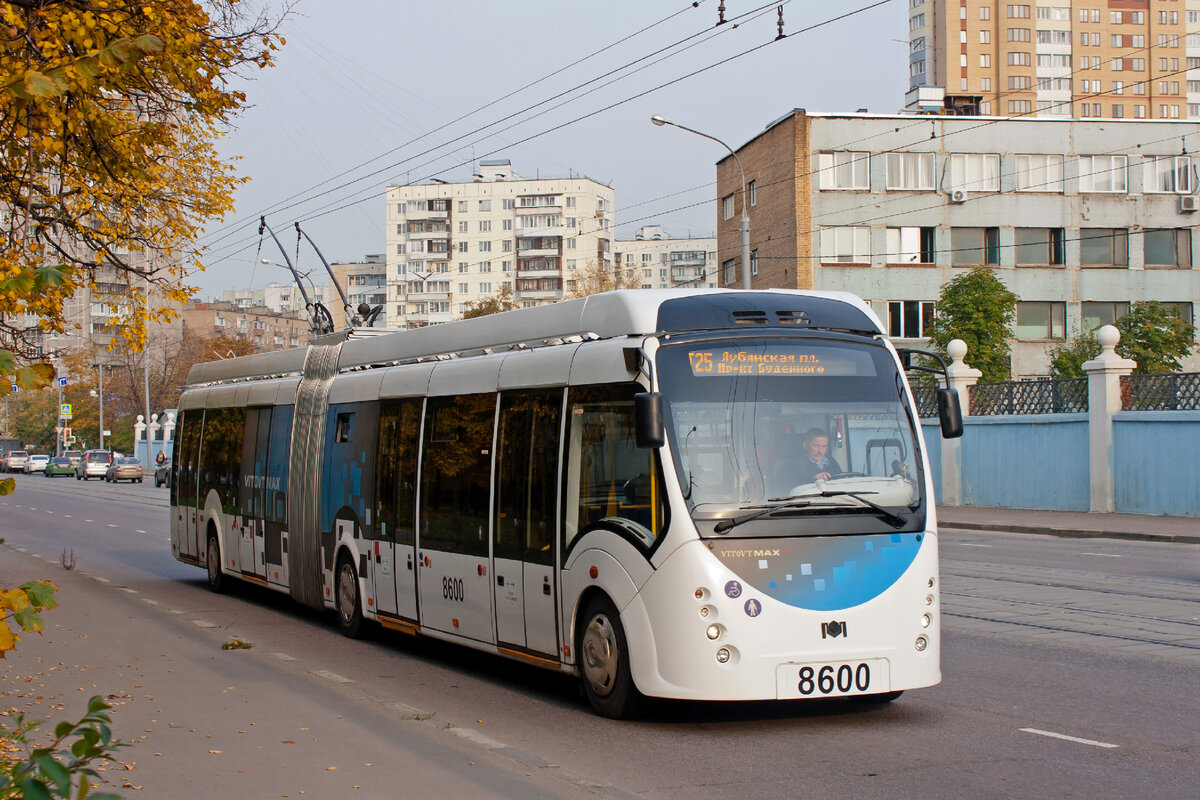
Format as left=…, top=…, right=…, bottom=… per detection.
left=76, top=450, right=113, bottom=480
left=5, top=450, right=29, bottom=472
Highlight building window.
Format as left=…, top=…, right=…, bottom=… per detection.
left=1015, top=302, right=1066, bottom=339
left=885, top=152, right=935, bottom=190
left=1007, top=52, right=1030, bottom=66
left=819, top=226, right=871, bottom=263
left=818, top=152, right=870, bottom=190
left=950, top=227, right=1000, bottom=266
left=885, top=226, right=936, bottom=264
left=479, top=241, right=492, bottom=252
left=458, top=201, right=468, bottom=212
left=1081, top=301, right=1131, bottom=333
left=1014, top=228, right=1065, bottom=266
left=1078, top=155, right=1127, bottom=193
left=747, top=179, right=757, bottom=207
left=1007, top=4, right=1029, bottom=18
left=887, top=301, right=936, bottom=338
left=478, top=220, right=491, bottom=232
left=1079, top=228, right=1129, bottom=267
left=1142, top=229, right=1192, bottom=268
left=750, top=249, right=758, bottom=275
left=722, top=257, right=736, bottom=285
left=479, top=200, right=491, bottom=211
left=722, top=194, right=735, bottom=220
left=1015, top=154, right=1064, bottom=192
left=1144, top=156, right=1192, bottom=194
left=949, top=153, right=1000, bottom=192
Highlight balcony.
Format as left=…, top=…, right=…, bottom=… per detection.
left=671, top=268, right=706, bottom=283
left=669, top=253, right=707, bottom=267
left=516, top=289, right=562, bottom=300
left=518, top=225, right=561, bottom=237
left=406, top=227, right=450, bottom=240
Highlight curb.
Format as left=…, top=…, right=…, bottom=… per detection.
left=941, top=519, right=1200, bottom=546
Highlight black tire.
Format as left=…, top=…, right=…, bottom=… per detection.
left=138, top=477, right=143, bottom=483
left=335, top=553, right=363, bottom=638
left=206, top=530, right=226, bottom=593
left=577, top=595, right=642, bottom=719
left=154, top=477, right=162, bottom=487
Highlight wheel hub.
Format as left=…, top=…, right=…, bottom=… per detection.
left=581, top=614, right=619, bottom=697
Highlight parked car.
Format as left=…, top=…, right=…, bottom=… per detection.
left=63, top=449, right=83, bottom=467
left=76, top=450, right=113, bottom=480
left=23, top=454, right=50, bottom=473
left=105, top=456, right=143, bottom=483
left=5, top=450, right=29, bottom=472
left=153, top=458, right=172, bottom=488
left=44, top=456, right=74, bottom=477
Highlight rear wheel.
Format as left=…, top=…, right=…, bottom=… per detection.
left=206, top=530, right=225, bottom=593
left=335, top=554, right=363, bottom=638
left=578, top=595, right=642, bottom=719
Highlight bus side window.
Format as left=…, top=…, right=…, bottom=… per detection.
left=563, top=384, right=667, bottom=554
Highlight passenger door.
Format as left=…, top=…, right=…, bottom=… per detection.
left=416, top=393, right=496, bottom=643
left=493, top=390, right=562, bottom=655
left=374, top=399, right=421, bottom=621
left=173, top=409, right=203, bottom=560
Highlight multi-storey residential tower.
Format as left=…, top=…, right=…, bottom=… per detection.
left=908, top=0, right=1200, bottom=119
left=613, top=226, right=717, bottom=289
left=385, top=160, right=614, bottom=327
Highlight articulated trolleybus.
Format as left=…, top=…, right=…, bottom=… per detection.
left=170, top=289, right=962, bottom=717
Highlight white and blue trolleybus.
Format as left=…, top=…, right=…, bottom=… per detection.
left=169, top=289, right=963, bottom=717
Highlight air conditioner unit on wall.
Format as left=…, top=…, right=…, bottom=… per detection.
left=1178, top=195, right=1198, bottom=213
left=948, top=188, right=968, bottom=204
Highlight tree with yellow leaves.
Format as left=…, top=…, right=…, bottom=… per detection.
left=0, top=0, right=286, bottom=391
left=565, top=259, right=640, bottom=299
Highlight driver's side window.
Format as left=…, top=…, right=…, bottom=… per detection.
left=563, top=383, right=666, bottom=555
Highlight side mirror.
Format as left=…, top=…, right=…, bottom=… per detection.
left=936, top=388, right=964, bottom=439
left=634, top=392, right=665, bottom=448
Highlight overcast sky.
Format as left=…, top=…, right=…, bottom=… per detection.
left=195, top=0, right=907, bottom=296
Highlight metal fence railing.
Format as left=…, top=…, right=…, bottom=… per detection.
left=911, top=386, right=938, bottom=418
left=1121, top=372, right=1200, bottom=411
left=968, top=378, right=1089, bottom=416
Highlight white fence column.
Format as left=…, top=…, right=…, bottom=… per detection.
left=940, top=339, right=981, bottom=506
left=1082, top=325, right=1136, bottom=512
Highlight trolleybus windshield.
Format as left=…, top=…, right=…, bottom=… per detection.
left=657, top=338, right=924, bottom=530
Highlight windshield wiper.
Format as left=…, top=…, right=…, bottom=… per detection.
left=712, top=500, right=818, bottom=534
left=768, top=489, right=908, bottom=528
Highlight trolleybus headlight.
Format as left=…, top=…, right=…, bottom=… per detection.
left=700, top=606, right=710, bottom=618
left=928, top=578, right=935, bottom=588
left=925, top=594, right=934, bottom=606
left=705, top=624, right=722, bottom=640
left=695, top=587, right=709, bottom=601
left=915, top=635, right=928, bottom=652
left=716, top=647, right=731, bottom=663
left=921, top=613, right=931, bottom=628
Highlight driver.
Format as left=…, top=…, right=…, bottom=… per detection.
left=790, top=427, right=843, bottom=485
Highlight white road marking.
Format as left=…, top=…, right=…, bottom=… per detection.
left=311, top=669, right=352, bottom=684
left=119, top=587, right=138, bottom=594
left=192, top=620, right=218, bottom=628
left=107, top=524, right=118, bottom=528
left=1019, top=728, right=1118, bottom=749
left=63, top=515, right=71, bottom=518
left=15, top=547, right=26, bottom=552
left=136, top=530, right=147, bottom=534
left=957, top=543, right=993, bottom=548
left=448, top=728, right=508, bottom=750
left=272, top=652, right=297, bottom=662
left=141, top=598, right=159, bottom=605
left=1082, top=552, right=1121, bottom=558
left=85, top=519, right=92, bottom=523
left=91, top=576, right=111, bottom=583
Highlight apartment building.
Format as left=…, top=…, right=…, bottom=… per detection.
left=385, top=160, right=614, bottom=327
left=331, top=254, right=387, bottom=326
left=715, top=109, right=1199, bottom=376
left=908, top=0, right=1200, bottom=119
left=178, top=301, right=309, bottom=351
left=613, top=226, right=717, bottom=289
left=220, top=282, right=301, bottom=315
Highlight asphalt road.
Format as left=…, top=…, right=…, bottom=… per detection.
left=2, top=473, right=1197, bottom=799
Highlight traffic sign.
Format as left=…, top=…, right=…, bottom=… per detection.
left=60, top=403, right=72, bottom=417
left=10, top=384, right=17, bottom=393
left=57, top=377, right=67, bottom=388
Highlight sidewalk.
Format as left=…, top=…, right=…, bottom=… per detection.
left=936, top=505, right=1200, bottom=545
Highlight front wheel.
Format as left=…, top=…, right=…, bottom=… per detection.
left=206, top=531, right=226, bottom=593
left=578, top=595, right=642, bottom=719
left=335, top=554, right=363, bottom=638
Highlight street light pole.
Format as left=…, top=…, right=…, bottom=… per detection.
left=97, top=363, right=105, bottom=451
left=651, top=114, right=751, bottom=290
